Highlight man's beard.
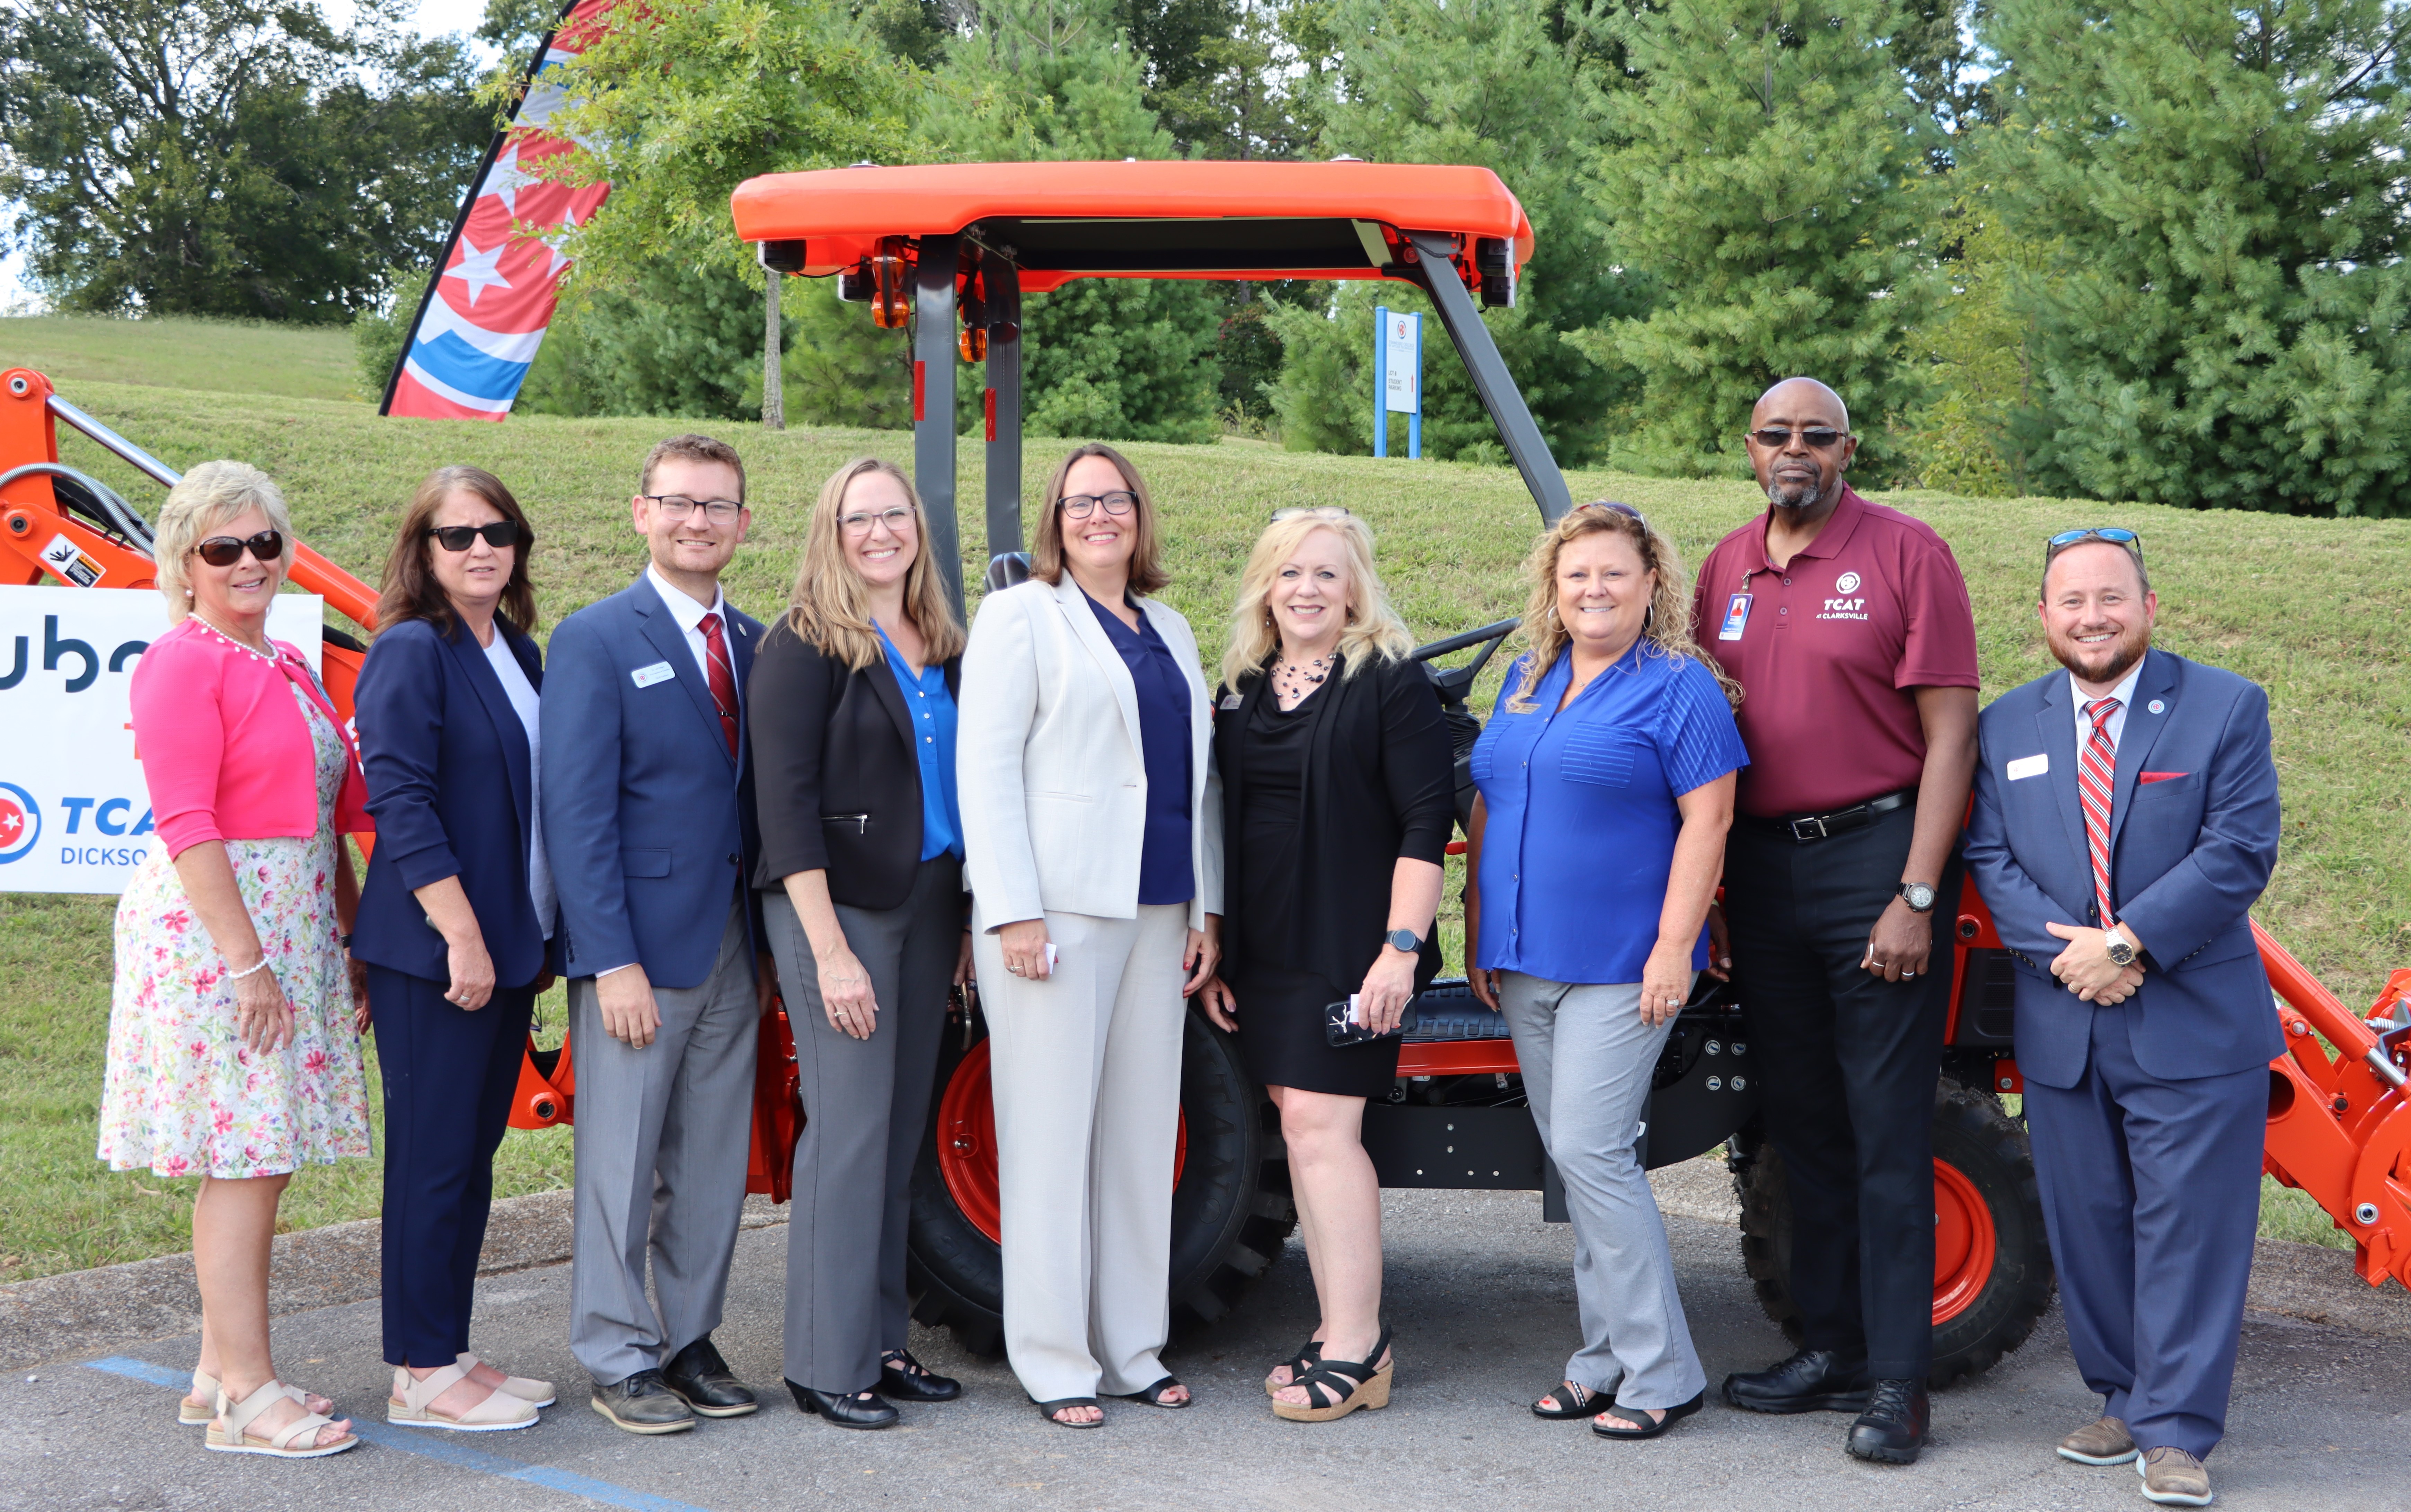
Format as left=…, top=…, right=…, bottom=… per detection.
left=2051, top=625, right=2149, bottom=685
left=1764, top=473, right=1825, bottom=511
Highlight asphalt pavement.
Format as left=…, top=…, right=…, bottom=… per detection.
left=7, top=1187, right=2408, bottom=1512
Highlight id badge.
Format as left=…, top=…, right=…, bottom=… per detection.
left=1718, top=592, right=1753, bottom=641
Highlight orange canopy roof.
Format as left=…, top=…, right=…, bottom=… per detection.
left=728, top=160, right=1533, bottom=293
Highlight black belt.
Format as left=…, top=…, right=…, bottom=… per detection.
left=1743, top=788, right=1914, bottom=844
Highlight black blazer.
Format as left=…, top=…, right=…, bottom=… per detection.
left=748, top=617, right=961, bottom=911
left=1213, top=650, right=1455, bottom=994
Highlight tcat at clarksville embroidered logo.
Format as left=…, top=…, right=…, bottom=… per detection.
left=1819, top=570, right=1870, bottom=621
left=1835, top=571, right=1862, bottom=594
left=0, top=781, right=39, bottom=863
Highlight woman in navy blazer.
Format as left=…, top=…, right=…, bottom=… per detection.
left=353, top=466, right=556, bottom=1432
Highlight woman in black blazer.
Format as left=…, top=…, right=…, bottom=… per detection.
left=1196, top=508, right=1454, bottom=1423
left=748, top=457, right=971, bottom=1430
left=353, top=465, right=554, bottom=1431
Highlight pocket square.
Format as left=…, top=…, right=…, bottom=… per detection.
left=2138, top=771, right=2188, bottom=783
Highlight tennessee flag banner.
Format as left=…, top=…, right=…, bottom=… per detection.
left=380, top=0, right=617, bottom=421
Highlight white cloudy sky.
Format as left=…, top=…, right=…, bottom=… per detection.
left=2, top=0, right=504, bottom=312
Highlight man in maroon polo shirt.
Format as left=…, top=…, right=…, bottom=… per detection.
left=1695, top=377, right=1979, bottom=1466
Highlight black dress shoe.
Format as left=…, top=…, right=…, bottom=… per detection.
left=787, top=1380, right=900, bottom=1429
left=1846, top=1379, right=1930, bottom=1464
left=1722, top=1348, right=1872, bottom=1414
left=590, top=1369, right=696, bottom=1434
left=879, top=1350, right=962, bottom=1403
left=663, top=1335, right=759, bottom=1418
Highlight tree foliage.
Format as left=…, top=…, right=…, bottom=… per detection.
left=1981, top=0, right=2411, bottom=515
left=1574, top=0, right=1940, bottom=480
left=0, top=0, right=489, bottom=321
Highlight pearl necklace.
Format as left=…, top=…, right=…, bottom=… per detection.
left=190, top=611, right=278, bottom=664
left=1270, top=650, right=1334, bottom=707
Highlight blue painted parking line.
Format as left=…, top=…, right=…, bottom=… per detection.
left=85, top=1356, right=715, bottom=1512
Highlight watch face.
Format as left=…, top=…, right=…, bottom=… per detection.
left=1900, top=883, right=1936, bottom=912
left=1388, top=929, right=1421, bottom=953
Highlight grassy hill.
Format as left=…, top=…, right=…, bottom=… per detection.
left=3, top=371, right=2405, bottom=1280
left=0, top=316, right=365, bottom=405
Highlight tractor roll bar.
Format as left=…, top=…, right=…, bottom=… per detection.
left=46, top=393, right=183, bottom=490
left=1405, top=230, right=1572, bottom=526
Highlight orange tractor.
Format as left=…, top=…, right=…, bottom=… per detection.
left=6, top=160, right=2407, bottom=1386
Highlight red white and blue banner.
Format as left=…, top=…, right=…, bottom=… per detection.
left=380, top=0, right=616, bottom=421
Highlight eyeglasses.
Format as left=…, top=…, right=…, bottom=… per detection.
left=1575, top=501, right=1647, bottom=525
left=1271, top=505, right=1352, bottom=522
left=1745, top=426, right=1849, bottom=450
left=191, top=530, right=285, bottom=567
left=1059, top=491, right=1137, bottom=519
left=642, top=495, right=744, bottom=524
left=839, top=506, right=916, bottom=535
left=2044, top=527, right=2144, bottom=566
left=426, top=521, right=522, bottom=552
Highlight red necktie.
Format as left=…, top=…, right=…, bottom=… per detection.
left=2079, top=697, right=2121, bottom=925
left=699, top=611, right=739, bottom=758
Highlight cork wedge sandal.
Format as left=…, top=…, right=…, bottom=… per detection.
left=180, top=1375, right=331, bottom=1429
left=1270, top=1327, right=1394, bottom=1423
left=389, top=1362, right=540, bottom=1431
left=1263, top=1338, right=1323, bottom=1397
left=206, top=1380, right=359, bottom=1459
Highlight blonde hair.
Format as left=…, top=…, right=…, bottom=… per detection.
left=1507, top=502, right=1741, bottom=714
left=783, top=457, right=965, bottom=670
left=1220, top=511, right=1414, bottom=689
left=153, top=460, right=296, bottom=624
left=1030, top=442, right=1169, bottom=595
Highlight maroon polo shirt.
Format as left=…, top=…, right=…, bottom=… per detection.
left=1691, top=487, right=1978, bottom=819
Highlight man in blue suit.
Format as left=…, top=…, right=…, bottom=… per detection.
left=1964, top=530, right=2281, bottom=1508
left=542, top=434, right=772, bottom=1435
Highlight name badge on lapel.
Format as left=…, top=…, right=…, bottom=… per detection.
left=631, top=661, right=677, bottom=689
left=1718, top=593, right=1752, bottom=641
left=1219, top=692, right=1244, bottom=711
left=2006, top=753, right=2049, bottom=781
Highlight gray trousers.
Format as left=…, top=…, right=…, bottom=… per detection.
left=1499, top=972, right=1707, bottom=1409
left=763, top=857, right=961, bottom=1394
left=568, top=892, right=759, bottom=1387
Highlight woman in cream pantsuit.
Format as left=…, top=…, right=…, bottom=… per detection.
left=957, top=443, right=1222, bottom=1430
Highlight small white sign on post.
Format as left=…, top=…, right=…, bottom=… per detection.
left=1383, top=310, right=1420, bottom=415
left=0, top=586, right=325, bottom=895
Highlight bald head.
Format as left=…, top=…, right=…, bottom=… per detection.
left=1752, top=377, right=1851, bottom=435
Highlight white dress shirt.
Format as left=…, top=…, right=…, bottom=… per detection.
left=2068, top=661, right=2144, bottom=772
left=646, top=562, right=736, bottom=704
left=481, top=633, right=555, bottom=937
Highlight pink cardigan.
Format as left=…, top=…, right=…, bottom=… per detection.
left=130, top=617, right=372, bottom=858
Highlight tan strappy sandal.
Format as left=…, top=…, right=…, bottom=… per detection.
left=182, top=1372, right=334, bottom=1427
left=206, top=1379, right=359, bottom=1458
left=389, top=1362, right=540, bottom=1431
left=459, top=1352, right=556, bottom=1408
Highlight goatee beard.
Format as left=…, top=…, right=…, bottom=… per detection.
left=2057, top=637, right=2145, bottom=686
left=1765, top=478, right=1822, bottom=511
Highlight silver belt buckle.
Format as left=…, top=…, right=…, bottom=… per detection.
left=1788, top=815, right=1828, bottom=843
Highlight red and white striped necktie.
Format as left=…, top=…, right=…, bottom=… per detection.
left=2079, top=697, right=2121, bottom=924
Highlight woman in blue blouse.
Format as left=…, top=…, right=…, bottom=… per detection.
left=748, top=458, right=972, bottom=1429
left=1466, top=502, right=1746, bottom=1441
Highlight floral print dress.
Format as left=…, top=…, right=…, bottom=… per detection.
left=99, top=679, right=373, bottom=1178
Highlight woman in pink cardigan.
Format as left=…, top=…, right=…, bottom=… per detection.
left=101, top=461, right=374, bottom=1460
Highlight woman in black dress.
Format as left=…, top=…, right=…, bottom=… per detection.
left=1196, top=507, right=1453, bottom=1423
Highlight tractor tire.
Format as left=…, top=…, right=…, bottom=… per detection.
left=905, top=1007, right=1296, bottom=1356
left=1730, top=1077, right=2054, bottom=1389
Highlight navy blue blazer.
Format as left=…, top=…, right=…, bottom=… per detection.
left=540, top=575, right=764, bottom=989
left=1963, top=647, right=2284, bottom=1088
left=353, top=615, right=553, bottom=989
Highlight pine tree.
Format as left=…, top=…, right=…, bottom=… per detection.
left=1981, top=0, right=2411, bottom=516
left=1574, top=0, right=1940, bottom=480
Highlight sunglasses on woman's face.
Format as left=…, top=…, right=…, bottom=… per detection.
left=426, top=521, right=522, bottom=553
left=191, top=530, right=285, bottom=567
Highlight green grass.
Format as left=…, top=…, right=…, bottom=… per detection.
left=0, top=316, right=366, bottom=405
left=4, top=373, right=2404, bottom=1276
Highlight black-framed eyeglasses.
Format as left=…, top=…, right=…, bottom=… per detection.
left=642, top=494, right=744, bottom=524
left=1745, top=426, right=1849, bottom=450
left=1271, top=505, right=1352, bottom=522
left=192, top=530, right=285, bottom=567
left=2044, top=527, right=2144, bottom=567
left=838, top=506, right=916, bottom=536
left=426, top=521, right=523, bottom=553
left=1059, top=491, right=1137, bottom=520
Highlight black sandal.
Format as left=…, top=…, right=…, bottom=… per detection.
left=1111, top=1376, right=1190, bottom=1409
left=1033, top=1396, right=1102, bottom=1428
left=1263, top=1338, right=1323, bottom=1397
left=1533, top=1381, right=1597, bottom=1420
left=1270, top=1326, right=1394, bottom=1422
left=1591, top=1390, right=1705, bottom=1440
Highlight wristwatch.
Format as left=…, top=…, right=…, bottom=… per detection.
left=1896, top=882, right=1937, bottom=914
left=1386, top=928, right=1423, bottom=954
left=2104, top=928, right=2138, bottom=968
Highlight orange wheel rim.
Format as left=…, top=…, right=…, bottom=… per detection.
left=935, top=1040, right=1188, bottom=1247
left=1931, top=1158, right=1997, bottom=1325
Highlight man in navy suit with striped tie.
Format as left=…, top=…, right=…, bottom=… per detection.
left=1964, top=529, right=2281, bottom=1508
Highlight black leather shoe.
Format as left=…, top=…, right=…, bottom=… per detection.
left=663, top=1335, right=759, bottom=1418
left=1722, top=1348, right=1872, bottom=1414
left=590, top=1369, right=696, bottom=1434
left=787, top=1379, right=900, bottom=1429
left=1846, top=1379, right=1930, bottom=1464
left=879, top=1349, right=962, bottom=1402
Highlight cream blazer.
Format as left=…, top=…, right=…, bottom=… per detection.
left=957, top=574, right=1224, bottom=932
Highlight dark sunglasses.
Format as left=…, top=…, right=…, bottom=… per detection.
left=2044, top=527, right=2143, bottom=565
left=1746, top=426, right=1848, bottom=449
left=191, top=530, right=285, bottom=567
left=427, top=521, right=523, bottom=552
left=1575, top=501, right=1647, bottom=525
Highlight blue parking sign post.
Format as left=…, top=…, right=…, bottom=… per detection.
left=1374, top=306, right=1421, bottom=459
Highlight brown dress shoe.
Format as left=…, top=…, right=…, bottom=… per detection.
left=2057, top=1415, right=2137, bottom=1465
left=2137, top=1447, right=2213, bottom=1506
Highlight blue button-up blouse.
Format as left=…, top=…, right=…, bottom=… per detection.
left=1471, top=642, right=1747, bottom=984
left=1084, top=590, right=1195, bottom=906
left=873, top=622, right=963, bottom=862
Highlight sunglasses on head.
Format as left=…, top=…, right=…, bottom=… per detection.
left=426, top=521, right=523, bottom=553
left=191, top=530, right=285, bottom=568
left=2044, top=527, right=2143, bottom=564
left=1746, top=426, right=1848, bottom=449
left=1574, top=501, right=1648, bottom=526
